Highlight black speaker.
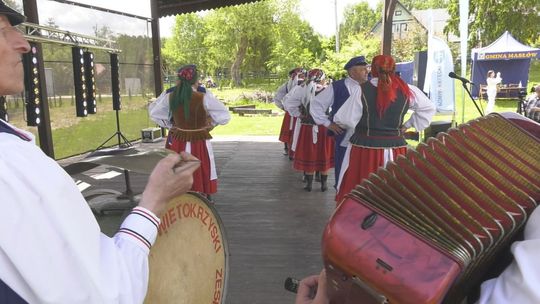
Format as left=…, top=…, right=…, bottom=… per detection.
left=72, top=47, right=87, bottom=117
left=413, top=50, right=427, bottom=90
left=84, top=51, right=97, bottom=114
left=110, top=53, right=121, bottom=111
left=22, top=43, right=42, bottom=126
left=423, top=121, right=454, bottom=141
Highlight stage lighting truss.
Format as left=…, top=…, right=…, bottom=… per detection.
left=22, top=43, right=42, bottom=126
left=84, top=51, right=97, bottom=114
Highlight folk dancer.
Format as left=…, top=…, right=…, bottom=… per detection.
left=150, top=64, right=230, bottom=200
left=310, top=56, right=370, bottom=189
left=334, top=55, right=435, bottom=203
left=284, top=69, right=335, bottom=192
left=275, top=67, right=306, bottom=158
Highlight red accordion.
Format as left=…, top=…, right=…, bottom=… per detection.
left=322, top=114, right=540, bottom=304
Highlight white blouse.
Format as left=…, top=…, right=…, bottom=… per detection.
left=149, top=88, right=230, bottom=129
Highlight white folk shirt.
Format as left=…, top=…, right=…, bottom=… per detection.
left=477, top=207, right=540, bottom=303
left=0, top=120, right=160, bottom=304
left=333, top=78, right=436, bottom=143
left=310, top=77, right=361, bottom=147
left=148, top=88, right=231, bottom=129
left=273, top=83, right=288, bottom=110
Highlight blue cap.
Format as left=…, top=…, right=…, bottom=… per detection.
left=0, top=1, right=25, bottom=25
left=344, top=56, right=367, bottom=70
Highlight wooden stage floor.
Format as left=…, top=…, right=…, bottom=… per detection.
left=59, top=136, right=337, bottom=304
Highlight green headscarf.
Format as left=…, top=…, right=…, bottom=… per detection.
left=170, top=64, right=198, bottom=120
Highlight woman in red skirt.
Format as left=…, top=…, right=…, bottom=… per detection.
left=284, top=69, right=335, bottom=192
left=275, top=68, right=306, bottom=158
left=150, top=65, right=230, bottom=199
left=334, top=55, right=436, bottom=204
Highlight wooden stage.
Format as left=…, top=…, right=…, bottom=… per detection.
left=59, top=136, right=336, bottom=304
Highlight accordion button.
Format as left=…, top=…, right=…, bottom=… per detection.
left=361, top=212, right=378, bottom=230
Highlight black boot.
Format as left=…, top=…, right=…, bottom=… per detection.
left=302, top=171, right=307, bottom=183
left=314, top=171, right=321, bottom=182
left=321, top=175, right=328, bottom=192
left=304, top=175, right=313, bottom=192
left=283, top=143, right=289, bottom=155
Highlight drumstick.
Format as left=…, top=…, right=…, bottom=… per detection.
left=172, top=159, right=201, bottom=173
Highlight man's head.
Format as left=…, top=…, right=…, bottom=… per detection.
left=534, top=84, right=540, bottom=95
left=0, top=1, right=30, bottom=95
left=344, top=56, right=369, bottom=84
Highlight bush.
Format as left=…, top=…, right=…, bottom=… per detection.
left=235, top=90, right=274, bottom=103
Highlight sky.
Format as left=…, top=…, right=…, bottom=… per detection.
left=27, top=0, right=379, bottom=38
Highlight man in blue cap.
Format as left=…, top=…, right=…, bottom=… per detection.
left=310, top=55, right=370, bottom=189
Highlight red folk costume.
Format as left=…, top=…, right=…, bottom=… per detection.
left=275, top=68, right=306, bottom=158
left=150, top=65, right=230, bottom=196
left=284, top=69, right=335, bottom=190
left=334, top=55, right=436, bottom=203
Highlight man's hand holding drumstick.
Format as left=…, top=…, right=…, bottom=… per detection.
left=139, top=152, right=201, bottom=217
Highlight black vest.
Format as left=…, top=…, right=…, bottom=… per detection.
left=299, top=87, right=324, bottom=125
left=349, top=82, right=409, bottom=148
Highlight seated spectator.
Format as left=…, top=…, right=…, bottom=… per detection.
left=525, top=84, right=540, bottom=122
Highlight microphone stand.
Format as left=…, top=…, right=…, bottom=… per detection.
left=460, top=81, right=484, bottom=117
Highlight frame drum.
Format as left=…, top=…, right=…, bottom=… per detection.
left=145, top=192, right=229, bottom=304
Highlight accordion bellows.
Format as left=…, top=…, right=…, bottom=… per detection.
left=322, top=114, right=540, bottom=304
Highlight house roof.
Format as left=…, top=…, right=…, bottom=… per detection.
left=156, top=0, right=264, bottom=17
left=411, top=8, right=459, bottom=42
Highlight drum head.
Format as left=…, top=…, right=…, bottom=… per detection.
left=145, top=192, right=229, bottom=304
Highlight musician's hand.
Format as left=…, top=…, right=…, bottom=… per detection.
left=327, top=122, right=344, bottom=135
left=139, top=152, right=200, bottom=217
left=400, top=126, right=408, bottom=134
left=295, top=269, right=329, bottom=304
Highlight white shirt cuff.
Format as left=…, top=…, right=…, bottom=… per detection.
left=116, top=206, right=161, bottom=253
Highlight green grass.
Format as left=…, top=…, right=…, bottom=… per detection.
left=212, top=113, right=283, bottom=136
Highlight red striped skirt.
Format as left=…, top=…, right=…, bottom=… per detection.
left=293, top=124, right=335, bottom=172
left=167, top=139, right=217, bottom=195
left=279, top=112, right=292, bottom=143
left=335, top=145, right=407, bottom=204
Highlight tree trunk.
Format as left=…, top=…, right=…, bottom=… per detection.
left=231, top=36, right=248, bottom=87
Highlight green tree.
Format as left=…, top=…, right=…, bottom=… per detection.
left=399, top=0, right=448, bottom=10
left=391, top=23, right=428, bottom=62
left=339, top=1, right=381, bottom=40
left=204, top=2, right=274, bottom=86
left=161, top=13, right=207, bottom=75
left=322, top=34, right=380, bottom=80
left=445, top=0, right=540, bottom=47
left=268, top=0, right=322, bottom=76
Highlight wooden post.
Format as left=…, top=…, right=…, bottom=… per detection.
left=150, top=0, right=163, bottom=97
left=381, top=0, right=397, bottom=55
left=23, top=0, right=55, bottom=158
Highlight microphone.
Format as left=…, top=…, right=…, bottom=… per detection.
left=448, top=72, right=475, bottom=86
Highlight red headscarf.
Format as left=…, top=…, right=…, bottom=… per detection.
left=371, top=55, right=412, bottom=118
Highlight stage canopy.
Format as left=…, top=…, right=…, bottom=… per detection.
left=471, top=31, right=540, bottom=97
